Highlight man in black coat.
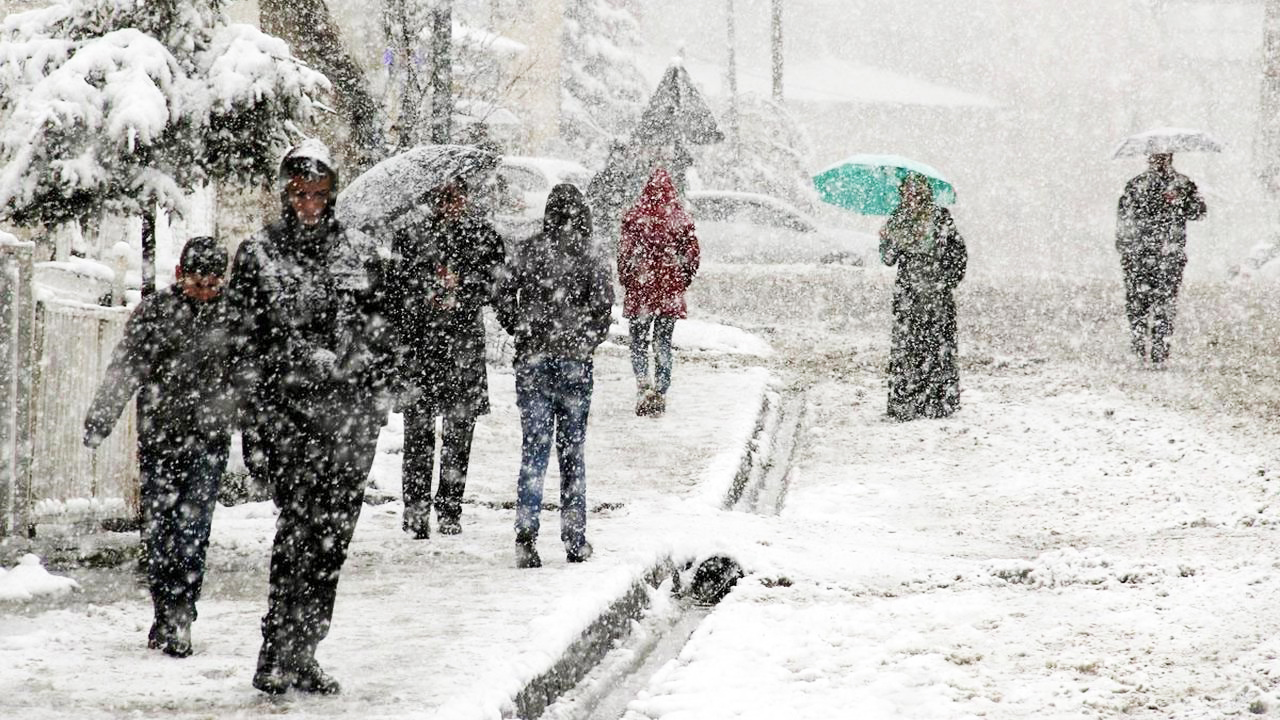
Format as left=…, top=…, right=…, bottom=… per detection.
left=496, top=183, right=614, bottom=568
left=1116, top=153, right=1207, bottom=365
left=83, top=235, right=233, bottom=659
left=384, top=178, right=507, bottom=539
left=226, top=139, right=393, bottom=695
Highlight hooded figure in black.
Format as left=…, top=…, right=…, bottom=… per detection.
left=1116, top=153, right=1207, bottom=365
left=497, top=183, right=614, bottom=568
left=83, top=235, right=232, bottom=659
left=383, top=177, right=507, bottom=539
left=225, top=139, right=393, bottom=695
left=879, top=172, right=967, bottom=421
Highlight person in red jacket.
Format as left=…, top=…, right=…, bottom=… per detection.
left=617, top=167, right=700, bottom=417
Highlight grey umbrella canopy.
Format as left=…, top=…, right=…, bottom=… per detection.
left=1112, top=127, right=1224, bottom=159
left=336, top=144, right=499, bottom=237
left=586, top=61, right=724, bottom=242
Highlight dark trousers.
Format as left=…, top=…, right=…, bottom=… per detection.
left=1122, top=253, right=1186, bottom=362
left=628, top=316, right=676, bottom=393
left=514, top=358, right=593, bottom=552
left=257, top=409, right=382, bottom=669
left=138, top=435, right=229, bottom=625
left=401, top=404, right=476, bottom=529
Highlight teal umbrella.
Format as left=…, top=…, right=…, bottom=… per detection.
left=812, top=154, right=956, bottom=215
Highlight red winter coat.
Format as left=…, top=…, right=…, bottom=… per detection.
left=617, top=168, right=701, bottom=319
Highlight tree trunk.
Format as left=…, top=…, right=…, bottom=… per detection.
left=260, top=0, right=384, bottom=166
left=429, top=3, right=454, bottom=144
left=725, top=0, right=739, bottom=158
left=1262, top=0, right=1280, bottom=195
left=141, top=209, right=156, bottom=298
left=771, top=0, right=783, bottom=102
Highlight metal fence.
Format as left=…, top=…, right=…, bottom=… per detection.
left=0, top=241, right=137, bottom=537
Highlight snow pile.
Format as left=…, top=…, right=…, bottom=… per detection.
left=984, top=546, right=1188, bottom=589
left=0, top=554, right=79, bottom=601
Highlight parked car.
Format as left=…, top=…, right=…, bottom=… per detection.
left=683, top=190, right=875, bottom=266
left=489, top=155, right=594, bottom=239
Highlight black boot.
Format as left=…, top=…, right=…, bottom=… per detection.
left=292, top=658, right=342, bottom=695
left=163, top=611, right=193, bottom=658
left=515, top=532, right=541, bottom=569
left=566, top=540, right=593, bottom=564
left=252, top=642, right=295, bottom=695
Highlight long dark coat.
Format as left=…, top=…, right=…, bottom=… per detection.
left=384, top=212, right=507, bottom=416
left=880, top=206, right=967, bottom=421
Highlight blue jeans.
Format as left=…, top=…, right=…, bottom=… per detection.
left=514, top=357, right=593, bottom=552
left=628, top=316, right=676, bottom=393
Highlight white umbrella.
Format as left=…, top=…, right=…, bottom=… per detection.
left=1111, top=127, right=1224, bottom=159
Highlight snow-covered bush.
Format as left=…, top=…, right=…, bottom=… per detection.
left=0, top=0, right=328, bottom=229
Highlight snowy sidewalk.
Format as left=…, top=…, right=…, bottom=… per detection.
left=0, top=340, right=775, bottom=720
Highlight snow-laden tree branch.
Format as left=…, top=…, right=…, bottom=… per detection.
left=0, top=0, right=328, bottom=229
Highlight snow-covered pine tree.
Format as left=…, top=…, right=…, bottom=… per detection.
left=561, top=0, right=648, bottom=165
left=0, top=0, right=328, bottom=230
left=695, top=93, right=816, bottom=209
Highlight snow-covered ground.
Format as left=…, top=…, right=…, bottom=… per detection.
left=7, top=265, right=1280, bottom=718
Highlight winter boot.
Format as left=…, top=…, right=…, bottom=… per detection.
left=162, top=609, right=193, bottom=658
left=636, top=386, right=661, bottom=417
left=402, top=507, right=430, bottom=540
left=436, top=515, right=462, bottom=536
left=147, top=620, right=166, bottom=651
left=566, top=540, right=593, bottom=564
left=252, top=642, right=296, bottom=695
left=1150, top=337, right=1170, bottom=366
left=292, top=659, right=342, bottom=695
left=515, top=532, right=542, bottom=569
left=650, top=391, right=666, bottom=417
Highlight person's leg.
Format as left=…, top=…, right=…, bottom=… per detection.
left=552, top=359, right=593, bottom=560
left=137, top=448, right=172, bottom=650
left=629, top=316, right=653, bottom=389
left=436, top=409, right=476, bottom=533
left=288, top=410, right=382, bottom=693
left=1150, top=256, right=1187, bottom=365
left=514, top=359, right=554, bottom=567
left=1123, top=258, right=1156, bottom=360
left=652, top=316, right=677, bottom=400
left=400, top=403, right=437, bottom=538
left=160, top=438, right=229, bottom=657
left=255, top=424, right=310, bottom=693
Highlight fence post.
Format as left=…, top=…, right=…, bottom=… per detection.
left=0, top=239, right=33, bottom=537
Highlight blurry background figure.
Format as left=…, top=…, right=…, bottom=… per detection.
left=82, top=235, right=232, bottom=659
left=879, top=172, right=968, bottom=421
left=1115, top=152, right=1207, bottom=365
left=498, top=183, right=613, bottom=569
left=616, top=167, right=701, bottom=417
left=385, top=177, right=507, bottom=539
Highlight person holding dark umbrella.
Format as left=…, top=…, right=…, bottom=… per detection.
left=1115, top=152, right=1207, bottom=365
left=383, top=175, right=508, bottom=539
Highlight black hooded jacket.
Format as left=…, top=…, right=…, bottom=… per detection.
left=497, top=184, right=615, bottom=363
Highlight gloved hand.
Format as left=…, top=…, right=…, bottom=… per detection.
left=83, top=426, right=107, bottom=449
left=309, top=347, right=339, bottom=380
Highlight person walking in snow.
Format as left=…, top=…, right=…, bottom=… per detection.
left=617, top=167, right=700, bottom=417
left=226, top=139, right=394, bottom=695
left=1115, top=152, right=1207, bottom=365
left=879, top=171, right=968, bottom=421
left=497, top=184, right=614, bottom=569
left=82, top=235, right=233, bottom=659
left=383, top=177, right=507, bottom=539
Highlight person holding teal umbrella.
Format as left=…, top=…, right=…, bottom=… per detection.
left=879, top=172, right=968, bottom=421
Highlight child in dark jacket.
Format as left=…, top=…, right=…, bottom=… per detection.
left=83, top=236, right=233, bottom=658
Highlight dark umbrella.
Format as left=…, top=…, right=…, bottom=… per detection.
left=336, top=144, right=499, bottom=237
left=586, top=62, right=724, bottom=242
